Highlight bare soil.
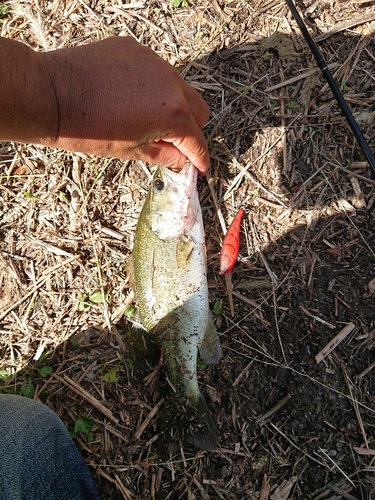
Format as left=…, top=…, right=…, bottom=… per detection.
left=1, top=1, right=375, bottom=499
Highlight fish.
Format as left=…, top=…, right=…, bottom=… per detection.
left=132, top=161, right=221, bottom=452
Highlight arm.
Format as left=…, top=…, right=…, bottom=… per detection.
left=0, top=36, right=210, bottom=173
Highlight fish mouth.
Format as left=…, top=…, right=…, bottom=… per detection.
left=162, top=160, right=197, bottom=205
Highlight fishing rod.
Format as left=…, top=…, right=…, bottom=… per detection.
left=285, top=0, right=375, bottom=176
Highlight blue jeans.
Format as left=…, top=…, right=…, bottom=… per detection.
left=0, top=394, right=102, bottom=500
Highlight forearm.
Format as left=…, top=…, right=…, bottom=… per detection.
left=0, top=37, right=58, bottom=144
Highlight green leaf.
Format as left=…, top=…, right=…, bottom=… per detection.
left=126, top=359, right=134, bottom=371
left=39, top=350, right=50, bottom=362
left=67, top=427, right=76, bottom=438
left=74, top=416, right=94, bottom=434
left=36, top=366, right=53, bottom=377
left=22, top=378, right=35, bottom=398
left=58, top=191, right=68, bottom=203
left=197, top=358, right=207, bottom=370
left=287, top=100, right=295, bottom=109
left=124, top=304, right=136, bottom=319
left=77, top=294, right=90, bottom=311
left=89, top=290, right=105, bottom=303
left=23, top=191, right=42, bottom=201
left=70, top=336, right=79, bottom=347
left=0, top=370, right=10, bottom=379
left=78, top=301, right=90, bottom=311
left=169, top=0, right=188, bottom=7
left=342, top=81, right=349, bottom=91
left=102, top=367, right=118, bottom=383
left=0, top=4, right=9, bottom=15
left=213, top=300, right=222, bottom=318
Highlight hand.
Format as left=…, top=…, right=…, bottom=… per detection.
left=42, top=37, right=210, bottom=173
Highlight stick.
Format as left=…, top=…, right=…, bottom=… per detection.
left=256, top=394, right=291, bottom=425
left=319, top=448, right=355, bottom=488
left=353, top=447, right=375, bottom=456
left=300, top=304, right=336, bottom=330
left=53, top=373, right=119, bottom=425
left=315, top=322, right=355, bottom=363
left=133, top=398, right=164, bottom=440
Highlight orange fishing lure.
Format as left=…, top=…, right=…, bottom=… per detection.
left=219, top=208, right=244, bottom=275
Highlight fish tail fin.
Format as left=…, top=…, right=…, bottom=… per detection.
left=159, top=392, right=217, bottom=454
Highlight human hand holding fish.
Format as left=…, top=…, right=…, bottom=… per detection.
left=0, top=36, right=210, bottom=174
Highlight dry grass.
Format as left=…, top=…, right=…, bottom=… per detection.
left=1, top=1, right=375, bottom=499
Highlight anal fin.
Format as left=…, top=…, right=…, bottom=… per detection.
left=199, top=317, right=221, bottom=364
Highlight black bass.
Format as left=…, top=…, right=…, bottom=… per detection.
left=132, top=161, right=221, bottom=451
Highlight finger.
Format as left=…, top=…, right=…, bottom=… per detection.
left=135, top=141, right=188, bottom=171
left=161, top=123, right=210, bottom=175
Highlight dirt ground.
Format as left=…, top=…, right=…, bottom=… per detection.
left=1, top=0, right=375, bottom=499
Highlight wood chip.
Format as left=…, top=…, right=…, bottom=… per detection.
left=315, top=322, right=355, bottom=364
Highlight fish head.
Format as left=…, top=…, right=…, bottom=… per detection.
left=148, top=162, right=198, bottom=240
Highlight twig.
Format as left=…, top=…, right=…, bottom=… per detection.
left=315, top=322, right=355, bottom=363
left=273, top=290, right=287, bottom=364
left=330, top=487, right=359, bottom=500
left=341, top=363, right=369, bottom=449
left=300, top=304, right=336, bottom=330
left=100, top=225, right=125, bottom=240
left=259, top=251, right=278, bottom=286
left=233, top=358, right=256, bottom=387
left=224, top=273, right=235, bottom=317
left=114, top=473, right=134, bottom=500
left=318, top=448, right=355, bottom=487
left=206, top=173, right=227, bottom=236
left=228, top=155, right=287, bottom=208
left=353, top=447, right=375, bottom=456
left=266, top=63, right=338, bottom=92
left=216, top=447, right=247, bottom=457
left=53, top=373, right=119, bottom=425
left=357, top=360, right=375, bottom=379
left=88, top=224, right=111, bottom=331
left=105, top=6, right=163, bottom=33
left=269, top=422, right=327, bottom=467
left=314, top=12, right=375, bottom=42
left=231, top=291, right=271, bottom=326
left=259, top=474, right=271, bottom=500
left=133, top=398, right=165, bottom=440
left=256, top=394, right=291, bottom=425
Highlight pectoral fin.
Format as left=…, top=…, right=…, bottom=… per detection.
left=176, top=238, right=194, bottom=270
left=199, top=318, right=221, bottom=364
left=125, top=254, right=135, bottom=291
left=129, top=324, right=159, bottom=361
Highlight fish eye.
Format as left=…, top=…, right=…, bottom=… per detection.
left=154, top=179, right=164, bottom=192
